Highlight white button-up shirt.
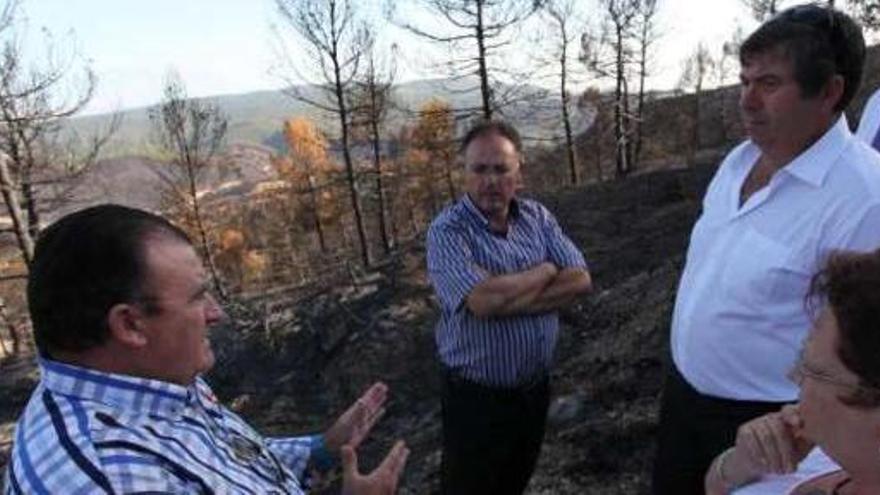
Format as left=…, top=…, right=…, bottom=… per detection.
left=856, top=87, right=880, bottom=149
left=672, top=116, right=880, bottom=401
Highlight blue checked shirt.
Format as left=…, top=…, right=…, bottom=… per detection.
left=3, top=358, right=320, bottom=494
left=427, top=195, right=588, bottom=388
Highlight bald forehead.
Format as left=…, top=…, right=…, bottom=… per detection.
left=464, top=128, right=520, bottom=152
left=464, top=133, right=521, bottom=171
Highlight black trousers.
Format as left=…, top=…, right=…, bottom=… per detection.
left=651, top=365, right=792, bottom=495
left=440, top=368, right=550, bottom=495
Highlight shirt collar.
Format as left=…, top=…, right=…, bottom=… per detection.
left=39, top=357, right=196, bottom=417
left=778, top=114, right=852, bottom=187
left=461, top=193, right=520, bottom=228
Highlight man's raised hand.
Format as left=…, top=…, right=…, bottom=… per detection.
left=341, top=441, right=410, bottom=495
left=325, top=382, right=388, bottom=453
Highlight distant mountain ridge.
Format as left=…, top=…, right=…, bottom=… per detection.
left=67, top=77, right=561, bottom=157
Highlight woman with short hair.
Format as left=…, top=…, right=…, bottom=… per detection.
left=705, top=249, right=880, bottom=494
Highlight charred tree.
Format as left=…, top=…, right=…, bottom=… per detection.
left=351, top=35, right=395, bottom=255
left=275, top=0, right=372, bottom=267
left=632, top=0, right=658, bottom=168
left=394, top=0, right=547, bottom=120
left=542, top=0, right=582, bottom=185
left=149, top=73, right=228, bottom=300
left=582, top=0, right=641, bottom=178
left=679, top=43, right=715, bottom=165
left=0, top=0, right=114, bottom=271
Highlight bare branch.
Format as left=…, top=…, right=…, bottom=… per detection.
left=390, top=0, right=547, bottom=119
left=0, top=0, right=108, bottom=270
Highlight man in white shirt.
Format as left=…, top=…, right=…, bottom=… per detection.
left=856, top=87, right=880, bottom=150
left=651, top=5, right=880, bottom=494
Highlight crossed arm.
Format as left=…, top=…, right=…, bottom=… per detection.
left=465, top=262, right=592, bottom=318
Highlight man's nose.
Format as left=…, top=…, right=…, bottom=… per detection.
left=740, top=84, right=760, bottom=111
left=205, top=292, right=227, bottom=323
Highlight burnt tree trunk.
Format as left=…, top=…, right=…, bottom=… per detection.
left=332, top=56, right=371, bottom=267
left=560, top=46, right=578, bottom=185
left=0, top=153, right=33, bottom=267
left=475, top=0, right=493, bottom=120
left=368, top=87, right=391, bottom=254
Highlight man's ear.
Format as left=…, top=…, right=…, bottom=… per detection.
left=106, top=303, right=149, bottom=348
left=822, top=74, right=845, bottom=113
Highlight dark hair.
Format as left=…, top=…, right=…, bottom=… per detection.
left=459, top=120, right=524, bottom=156
left=28, top=204, right=192, bottom=355
left=740, top=3, right=865, bottom=112
left=808, top=248, right=880, bottom=407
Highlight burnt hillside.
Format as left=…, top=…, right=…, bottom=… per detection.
left=199, top=157, right=721, bottom=494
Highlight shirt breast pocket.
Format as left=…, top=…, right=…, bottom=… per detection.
left=721, top=228, right=810, bottom=312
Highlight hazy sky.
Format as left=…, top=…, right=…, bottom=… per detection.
left=23, top=0, right=762, bottom=116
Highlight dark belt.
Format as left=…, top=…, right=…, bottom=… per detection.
left=667, top=365, right=793, bottom=415
left=442, top=365, right=549, bottom=399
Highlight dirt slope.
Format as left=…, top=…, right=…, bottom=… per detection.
left=203, top=159, right=720, bottom=494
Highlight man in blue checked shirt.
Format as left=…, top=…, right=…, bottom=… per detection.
left=427, top=120, right=592, bottom=495
left=3, top=204, right=408, bottom=494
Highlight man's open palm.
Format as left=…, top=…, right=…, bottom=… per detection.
left=325, top=382, right=388, bottom=452
left=341, top=441, right=409, bottom=495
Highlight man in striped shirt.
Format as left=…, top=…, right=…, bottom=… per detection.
left=427, top=120, right=592, bottom=494
left=3, top=204, right=408, bottom=494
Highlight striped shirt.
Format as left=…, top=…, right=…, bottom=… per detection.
left=427, top=194, right=587, bottom=388
left=3, top=358, right=318, bottom=494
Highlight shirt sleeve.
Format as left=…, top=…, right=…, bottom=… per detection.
left=426, top=221, right=487, bottom=312
left=265, top=435, right=316, bottom=483
left=537, top=204, right=588, bottom=269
